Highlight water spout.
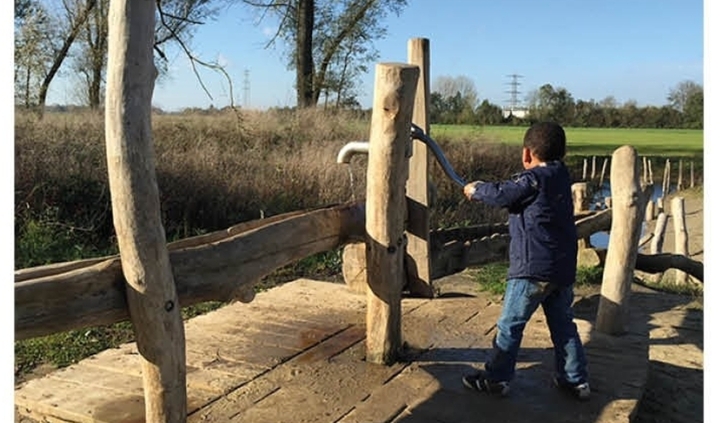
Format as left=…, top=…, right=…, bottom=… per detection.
left=336, top=141, right=369, bottom=164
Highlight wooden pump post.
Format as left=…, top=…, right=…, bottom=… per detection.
left=595, top=146, right=645, bottom=335
left=105, top=0, right=187, bottom=420
left=404, top=38, right=433, bottom=298
left=365, top=63, right=419, bottom=364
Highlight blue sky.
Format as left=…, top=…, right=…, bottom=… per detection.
left=48, top=0, right=704, bottom=111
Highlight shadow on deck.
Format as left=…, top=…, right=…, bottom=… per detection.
left=15, top=275, right=695, bottom=423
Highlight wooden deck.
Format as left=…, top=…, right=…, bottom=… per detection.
left=16, top=275, right=654, bottom=423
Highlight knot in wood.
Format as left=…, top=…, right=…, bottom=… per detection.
left=164, top=300, right=174, bottom=312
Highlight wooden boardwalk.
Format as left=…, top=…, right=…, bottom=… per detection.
left=16, top=276, right=653, bottom=423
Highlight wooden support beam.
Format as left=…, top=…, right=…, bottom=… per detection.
left=672, top=197, right=689, bottom=285
left=596, top=146, right=646, bottom=335
left=15, top=203, right=366, bottom=340
left=404, top=38, right=433, bottom=298
left=105, top=0, right=186, bottom=419
left=364, top=62, right=419, bottom=365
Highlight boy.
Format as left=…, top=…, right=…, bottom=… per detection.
left=461, top=121, right=590, bottom=400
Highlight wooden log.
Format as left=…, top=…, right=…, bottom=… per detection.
left=431, top=234, right=511, bottom=280
left=105, top=0, right=187, bottom=419
left=15, top=203, right=366, bottom=340
left=645, top=199, right=656, bottom=222
left=571, top=182, right=589, bottom=213
left=690, top=161, right=695, bottom=188
left=364, top=62, right=419, bottom=364
left=599, top=157, right=608, bottom=188
left=672, top=197, right=689, bottom=285
left=577, top=248, right=703, bottom=282
left=677, top=159, right=684, bottom=191
left=596, top=146, right=645, bottom=335
left=430, top=223, right=509, bottom=247
left=650, top=212, right=668, bottom=255
left=15, top=209, right=308, bottom=282
left=404, top=38, right=433, bottom=298
left=575, top=208, right=612, bottom=240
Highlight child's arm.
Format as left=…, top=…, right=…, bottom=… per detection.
left=464, top=172, right=538, bottom=209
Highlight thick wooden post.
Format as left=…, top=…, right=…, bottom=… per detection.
left=105, top=0, right=187, bottom=421
left=596, top=146, right=645, bottom=335
left=404, top=38, right=433, bottom=298
left=672, top=197, right=689, bottom=285
left=365, top=63, right=419, bottom=364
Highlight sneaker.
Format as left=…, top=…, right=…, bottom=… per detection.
left=462, top=371, right=511, bottom=397
left=553, top=376, right=591, bottom=401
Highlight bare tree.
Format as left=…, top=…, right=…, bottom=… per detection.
left=667, top=80, right=702, bottom=113
left=67, top=0, right=109, bottom=109
left=14, top=1, right=58, bottom=108
left=245, top=0, right=407, bottom=108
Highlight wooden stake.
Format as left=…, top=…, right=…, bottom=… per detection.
left=690, top=161, right=695, bottom=188
left=677, top=159, right=684, bottom=191
left=582, top=158, right=588, bottom=180
left=672, top=197, right=689, bottom=285
left=648, top=158, right=654, bottom=184
left=365, top=62, right=419, bottom=364
left=599, top=157, right=609, bottom=188
left=105, top=0, right=186, bottom=420
left=404, top=38, right=433, bottom=298
left=596, top=146, right=645, bottom=335
left=591, top=155, right=597, bottom=180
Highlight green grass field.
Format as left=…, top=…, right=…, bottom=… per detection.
left=432, top=125, right=704, bottom=158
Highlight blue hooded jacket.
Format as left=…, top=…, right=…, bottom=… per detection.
left=470, top=161, right=577, bottom=287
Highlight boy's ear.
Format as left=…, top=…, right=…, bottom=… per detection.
left=522, top=147, right=533, bottom=165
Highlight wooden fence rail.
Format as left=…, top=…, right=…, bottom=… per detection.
left=15, top=203, right=365, bottom=340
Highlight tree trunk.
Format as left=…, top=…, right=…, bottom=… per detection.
left=105, top=0, right=186, bottom=420
left=37, top=0, right=97, bottom=118
left=295, top=0, right=314, bottom=108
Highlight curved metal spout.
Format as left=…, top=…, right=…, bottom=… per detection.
left=336, top=141, right=369, bottom=164
left=335, top=125, right=468, bottom=188
left=410, top=124, right=467, bottom=188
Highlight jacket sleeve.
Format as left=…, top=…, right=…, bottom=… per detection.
left=469, top=171, right=539, bottom=209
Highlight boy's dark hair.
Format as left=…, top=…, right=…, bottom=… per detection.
left=523, top=122, right=566, bottom=161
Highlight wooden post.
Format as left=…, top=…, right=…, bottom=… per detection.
left=105, top=0, right=187, bottom=421
left=582, top=158, right=588, bottom=180
left=596, top=146, right=645, bottom=335
left=690, top=161, right=695, bottom=188
left=604, top=196, right=612, bottom=209
left=404, top=38, right=433, bottom=298
left=572, top=182, right=590, bottom=248
left=365, top=62, right=419, bottom=364
left=599, top=157, right=608, bottom=188
left=662, top=159, right=671, bottom=197
left=642, top=156, right=648, bottom=184
left=677, top=159, right=684, bottom=191
left=650, top=211, right=669, bottom=283
left=645, top=199, right=656, bottom=222
left=591, top=155, right=597, bottom=180
left=672, top=197, right=689, bottom=285
left=648, top=158, right=654, bottom=184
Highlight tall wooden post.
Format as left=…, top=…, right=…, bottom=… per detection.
left=650, top=212, right=668, bottom=283
left=365, top=63, right=419, bottom=364
left=599, top=157, right=609, bottom=188
left=591, top=155, right=597, bottom=180
left=677, top=159, right=684, bottom=191
left=690, top=161, right=695, bottom=188
left=672, top=197, right=689, bottom=285
left=404, top=38, right=433, bottom=298
left=582, top=158, right=588, bottom=180
left=105, top=0, right=187, bottom=421
left=596, top=146, right=645, bottom=335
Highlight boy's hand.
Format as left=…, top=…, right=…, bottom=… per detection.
left=464, top=182, right=479, bottom=201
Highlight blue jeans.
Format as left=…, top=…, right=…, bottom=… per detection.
left=484, top=278, right=588, bottom=385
